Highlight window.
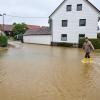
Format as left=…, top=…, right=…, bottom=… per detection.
left=79, top=34, right=85, bottom=39
left=61, top=34, right=67, bottom=41
left=77, top=4, right=82, bottom=11
left=62, top=20, right=68, bottom=27
left=67, top=5, right=72, bottom=11
left=79, top=19, right=86, bottom=26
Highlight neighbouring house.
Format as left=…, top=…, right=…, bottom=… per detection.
left=49, top=0, right=100, bottom=45
left=27, top=25, right=41, bottom=30
left=0, top=24, right=43, bottom=36
left=0, top=24, right=13, bottom=36
left=23, top=27, right=51, bottom=45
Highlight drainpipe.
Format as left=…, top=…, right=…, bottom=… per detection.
left=49, top=18, right=53, bottom=46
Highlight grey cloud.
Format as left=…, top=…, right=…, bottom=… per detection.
left=0, top=0, right=99, bottom=26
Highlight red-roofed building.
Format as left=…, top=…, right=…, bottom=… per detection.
left=0, top=24, right=13, bottom=36
left=0, top=24, right=45, bottom=36
left=27, top=25, right=41, bottom=30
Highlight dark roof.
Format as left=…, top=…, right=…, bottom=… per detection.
left=24, top=27, right=51, bottom=36
left=49, top=0, right=100, bottom=18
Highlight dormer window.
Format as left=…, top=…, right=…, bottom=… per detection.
left=77, top=4, right=82, bottom=11
left=67, top=5, right=72, bottom=11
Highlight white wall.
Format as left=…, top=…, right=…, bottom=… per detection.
left=23, top=35, right=51, bottom=45
left=50, top=0, right=99, bottom=43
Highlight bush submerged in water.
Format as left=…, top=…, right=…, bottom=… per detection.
left=0, top=35, right=8, bottom=47
left=79, top=38, right=100, bottom=49
left=51, top=42, right=74, bottom=47
left=97, top=33, right=100, bottom=38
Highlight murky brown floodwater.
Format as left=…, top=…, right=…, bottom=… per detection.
left=0, top=43, right=100, bottom=100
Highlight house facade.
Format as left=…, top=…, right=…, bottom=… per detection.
left=49, top=0, right=100, bottom=44
left=0, top=24, right=13, bottom=36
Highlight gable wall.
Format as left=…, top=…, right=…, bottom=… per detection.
left=50, top=0, right=99, bottom=43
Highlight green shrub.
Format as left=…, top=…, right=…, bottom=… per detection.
left=79, top=38, right=100, bottom=49
left=97, top=33, right=100, bottom=38
left=0, top=35, right=8, bottom=47
left=78, top=39, right=84, bottom=48
left=58, top=43, right=73, bottom=47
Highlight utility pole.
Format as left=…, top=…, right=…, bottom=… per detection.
left=0, top=13, right=6, bottom=32
left=3, top=13, right=6, bottom=33
left=0, top=14, right=2, bottom=32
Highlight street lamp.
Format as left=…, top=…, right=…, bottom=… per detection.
left=3, top=13, right=6, bottom=33
left=0, top=14, right=2, bottom=32
left=0, top=13, right=6, bottom=32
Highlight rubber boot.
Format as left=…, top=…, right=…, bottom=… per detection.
left=89, top=58, right=93, bottom=63
left=82, top=58, right=87, bottom=63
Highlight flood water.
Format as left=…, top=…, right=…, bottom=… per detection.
left=0, top=44, right=100, bottom=100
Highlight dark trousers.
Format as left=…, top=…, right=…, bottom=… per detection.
left=85, top=52, right=90, bottom=58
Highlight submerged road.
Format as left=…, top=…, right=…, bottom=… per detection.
left=0, top=43, right=100, bottom=100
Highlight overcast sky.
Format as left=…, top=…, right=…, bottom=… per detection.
left=0, top=0, right=100, bottom=26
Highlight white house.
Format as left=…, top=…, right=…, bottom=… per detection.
left=49, top=0, right=100, bottom=44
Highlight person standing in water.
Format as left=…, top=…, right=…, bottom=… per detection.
left=82, top=37, right=94, bottom=63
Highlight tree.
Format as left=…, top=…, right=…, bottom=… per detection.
left=12, top=23, right=28, bottom=37
left=0, top=35, right=8, bottom=47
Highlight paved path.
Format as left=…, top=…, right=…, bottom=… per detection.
left=8, top=41, right=22, bottom=48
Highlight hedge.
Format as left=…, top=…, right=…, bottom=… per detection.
left=0, top=35, right=8, bottom=47
left=57, top=43, right=74, bottom=47
left=51, top=42, right=74, bottom=47
left=79, top=38, right=100, bottom=49
left=97, top=33, right=100, bottom=38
